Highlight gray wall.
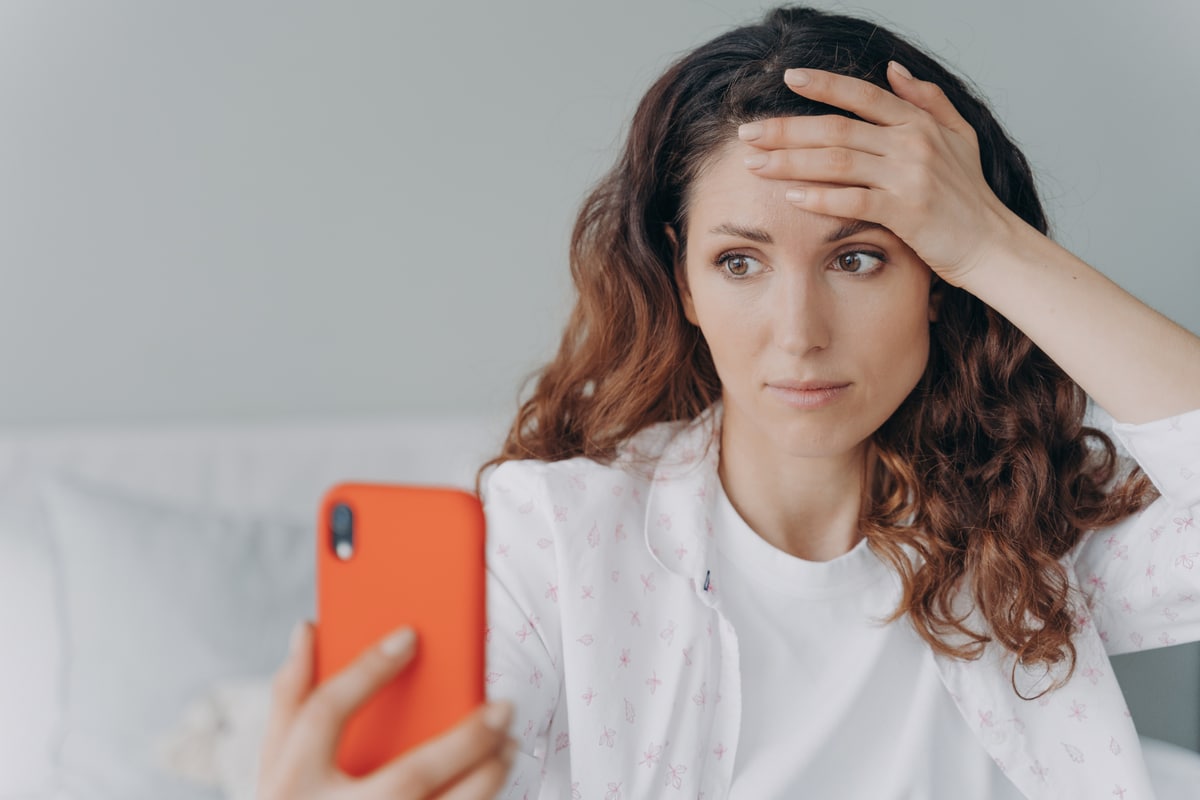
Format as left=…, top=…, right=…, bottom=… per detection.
left=1, top=0, right=1197, bottom=751
left=1, top=0, right=1197, bottom=429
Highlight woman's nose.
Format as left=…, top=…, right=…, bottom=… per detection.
left=773, top=270, right=833, bottom=355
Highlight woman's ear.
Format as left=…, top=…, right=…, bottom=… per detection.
left=928, top=273, right=944, bottom=323
left=666, top=224, right=699, bottom=326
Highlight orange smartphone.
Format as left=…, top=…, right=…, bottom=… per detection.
left=314, top=482, right=487, bottom=777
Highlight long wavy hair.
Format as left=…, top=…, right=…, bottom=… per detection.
left=477, top=5, right=1156, bottom=694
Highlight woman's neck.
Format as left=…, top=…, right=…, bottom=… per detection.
left=717, top=409, right=869, bottom=563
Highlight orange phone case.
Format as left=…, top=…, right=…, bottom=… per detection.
left=314, top=482, right=486, bottom=777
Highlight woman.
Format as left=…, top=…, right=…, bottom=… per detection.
left=258, top=5, right=1200, bottom=799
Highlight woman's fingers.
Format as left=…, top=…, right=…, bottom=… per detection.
left=259, top=620, right=317, bottom=776
left=743, top=146, right=891, bottom=188
left=739, top=114, right=888, bottom=156
left=293, top=626, right=419, bottom=765
left=782, top=66, right=915, bottom=126
left=780, top=185, right=884, bottom=225
left=433, top=740, right=519, bottom=800
left=358, top=700, right=516, bottom=798
left=777, top=63, right=975, bottom=141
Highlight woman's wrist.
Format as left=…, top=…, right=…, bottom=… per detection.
left=948, top=210, right=1200, bottom=424
left=948, top=204, right=1050, bottom=300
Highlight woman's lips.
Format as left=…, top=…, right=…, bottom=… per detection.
left=765, top=382, right=851, bottom=409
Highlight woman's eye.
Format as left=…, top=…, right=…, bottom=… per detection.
left=833, top=251, right=887, bottom=274
left=716, top=253, right=762, bottom=279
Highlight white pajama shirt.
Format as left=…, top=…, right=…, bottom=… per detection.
left=481, top=399, right=1200, bottom=799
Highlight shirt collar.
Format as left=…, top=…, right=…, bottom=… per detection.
left=642, top=399, right=724, bottom=607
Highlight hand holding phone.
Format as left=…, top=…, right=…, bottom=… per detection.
left=255, top=620, right=517, bottom=799
left=313, top=483, right=490, bottom=774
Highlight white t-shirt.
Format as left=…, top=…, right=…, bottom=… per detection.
left=713, top=477, right=1026, bottom=799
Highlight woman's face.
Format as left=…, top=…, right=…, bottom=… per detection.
left=675, top=139, right=938, bottom=459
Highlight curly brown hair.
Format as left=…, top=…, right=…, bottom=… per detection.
left=476, top=5, right=1157, bottom=696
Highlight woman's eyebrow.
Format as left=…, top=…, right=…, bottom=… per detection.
left=824, top=219, right=888, bottom=243
left=707, top=219, right=887, bottom=244
left=708, top=223, right=773, bottom=244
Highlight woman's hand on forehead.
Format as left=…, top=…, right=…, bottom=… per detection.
left=736, top=62, right=1020, bottom=287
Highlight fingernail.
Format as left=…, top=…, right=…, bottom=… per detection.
left=784, top=68, right=810, bottom=86
left=785, top=188, right=806, bottom=203
left=380, top=627, right=415, bottom=657
left=482, top=700, right=514, bottom=732
left=743, top=153, right=768, bottom=169
left=890, top=60, right=913, bottom=80
left=289, top=621, right=307, bottom=655
left=738, top=122, right=763, bottom=141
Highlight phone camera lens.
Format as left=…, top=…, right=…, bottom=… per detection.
left=332, top=504, right=352, bottom=534
left=330, top=503, right=354, bottom=560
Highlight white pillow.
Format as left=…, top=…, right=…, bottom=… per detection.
left=39, top=473, right=314, bottom=799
